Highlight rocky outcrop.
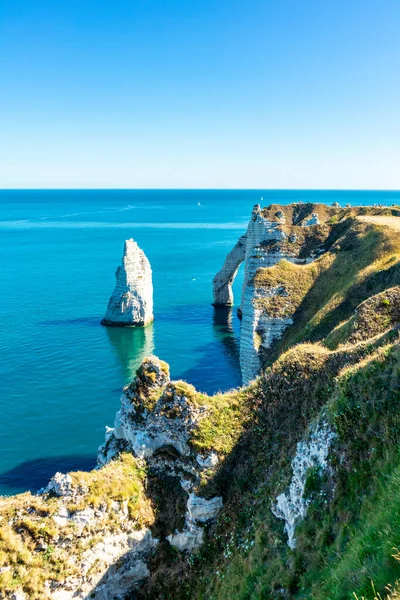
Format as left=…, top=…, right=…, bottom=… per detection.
left=102, top=239, right=153, bottom=327
left=271, top=420, right=336, bottom=549
left=1, top=357, right=225, bottom=600
left=0, top=452, right=157, bottom=600
left=213, top=203, right=334, bottom=384
left=167, top=493, right=223, bottom=552
left=43, top=492, right=157, bottom=600
left=98, top=356, right=204, bottom=463
left=98, top=356, right=223, bottom=554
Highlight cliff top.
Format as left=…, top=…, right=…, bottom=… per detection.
left=259, top=202, right=400, bottom=226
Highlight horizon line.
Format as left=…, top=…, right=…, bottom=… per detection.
left=1, top=187, right=400, bottom=193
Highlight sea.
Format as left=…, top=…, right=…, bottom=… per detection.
left=1, top=189, right=400, bottom=496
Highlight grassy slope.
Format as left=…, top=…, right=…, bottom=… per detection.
left=258, top=217, right=400, bottom=364
left=138, top=216, right=400, bottom=600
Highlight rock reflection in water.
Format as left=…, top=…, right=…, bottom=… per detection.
left=212, top=306, right=241, bottom=385
left=105, top=322, right=155, bottom=383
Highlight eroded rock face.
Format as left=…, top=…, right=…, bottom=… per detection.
left=212, top=204, right=328, bottom=384
left=98, top=356, right=205, bottom=463
left=271, top=420, right=336, bottom=549
left=102, top=239, right=153, bottom=327
left=47, top=528, right=157, bottom=600
left=15, top=470, right=158, bottom=600
left=167, top=493, right=223, bottom=553
left=98, top=356, right=224, bottom=555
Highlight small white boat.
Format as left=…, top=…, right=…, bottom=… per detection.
left=198, top=202, right=201, bottom=206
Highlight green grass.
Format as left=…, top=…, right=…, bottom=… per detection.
left=324, top=286, right=400, bottom=350
left=261, top=219, right=400, bottom=364
left=138, top=328, right=400, bottom=600
left=6, top=210, right=400, bottom=600
left=253, top=259, right=325, bottom=318
left=296, top=344, right=400, bottom=599
left=190, top=383, right=259, bottom=456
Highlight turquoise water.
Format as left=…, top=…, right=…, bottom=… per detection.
left=1, top=189, right=400, bottom=495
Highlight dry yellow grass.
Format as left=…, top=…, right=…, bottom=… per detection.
left=358, top=215, right=400, bottom=231
left=0, top=453, right=154, bottom=599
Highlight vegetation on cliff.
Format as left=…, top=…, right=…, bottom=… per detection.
left=137, top=213, right=400, bottom=600
left=139, top=323, right=399, bottom=599
left=0, top=454, right=153, bottom=599
left=2, top=207, right=400, bottom=600
left=256, top=214, right=400, bottom=365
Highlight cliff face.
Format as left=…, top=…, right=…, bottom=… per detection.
left=3, top=205, right=400, bottom=600
left=213, top=203, right=340, bottom=383
left=214, top=203, right=400, bottom=384
left=139, top=233, right=400, bottom=600
left=102, top=239, right=154, bottom=327
left=0, top=359, right=230, bottom=600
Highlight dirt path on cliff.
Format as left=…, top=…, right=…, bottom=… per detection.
left=357, top=215, right=400, bottom=231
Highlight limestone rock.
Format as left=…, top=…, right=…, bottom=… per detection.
left=98, top=356, right=207, bottom=462
left=98, top=356, right=224, bottom=559
left=167, top=529, right=204, bottom=553
left=30, top=467, right=158, bottom=600
left=53, top=506, right=70, bottom=527
left=44, top=473, right=74, bottom=497
left=213, top=234, right=247, bottom=305
left=302, top=212, right=320, bottom=226
left=102, top=239, right=153, bottom=327
left=212, top=205, right=330, bottom=383
left=271, top=420, right=336, bottom=549
left=166, top=493, right=223, bottom=553
left=187, top=493, right=223, bottom=522
left=196, top=451, right=219, bottom=468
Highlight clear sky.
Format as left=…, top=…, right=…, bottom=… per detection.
left=0, top=0, right=399, bottom=189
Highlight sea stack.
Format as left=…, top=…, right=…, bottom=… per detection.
left=101, top=239, right=154, bottom=327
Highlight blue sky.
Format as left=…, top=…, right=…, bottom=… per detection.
left=0, top=0, right=399, bottom=188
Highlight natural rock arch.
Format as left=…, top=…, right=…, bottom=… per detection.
left=212, top=234, right=247, bottom=306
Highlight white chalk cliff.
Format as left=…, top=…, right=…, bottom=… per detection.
left=102, top=239, right=154, bottom=327
left=213, top=204, right=332, bottom=384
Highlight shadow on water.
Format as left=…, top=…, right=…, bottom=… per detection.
left=0, top=455, right=96, bottom=494
left=39, top=316, right=101, bottom=327
left=212, top=306, right=240, bottom=364
left=155, top=304, right=213, bottom=325
left=178, top=306, right=242, bottom=393
left=104, top=322, right=155, bottom=383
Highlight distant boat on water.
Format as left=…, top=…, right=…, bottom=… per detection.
left=198, top=202, right=201, bottom=206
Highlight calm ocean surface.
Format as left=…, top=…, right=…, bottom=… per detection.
left=1, top=189, right=400, bottom=495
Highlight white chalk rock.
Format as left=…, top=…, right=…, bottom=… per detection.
left=167, top=529, right=204, bottom=553
left=53, top=506, right=70, bottom=527
left=271, top=420, right=336, bottom=549
left=44, top=473, right=74, bottom=497
left=102, top=239, right=154, bottom=327
left=302, top=212, right=320, bottom=226
left=213, top=234, right=247, bottom=305
left=213, top=205, right=326, bottom=383
left=187, top=493, right=223, bottom=523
